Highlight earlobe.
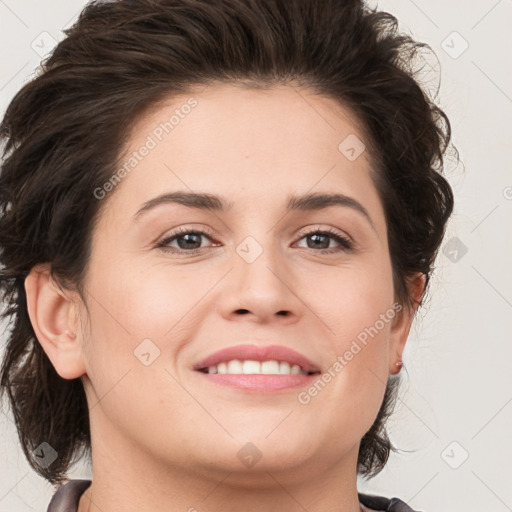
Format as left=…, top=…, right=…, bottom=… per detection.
left=388, top=273, right=426, bottom=374
left=24, top=263, right=87, bottom=380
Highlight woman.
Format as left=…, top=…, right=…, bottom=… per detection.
left=0, top=0, right=454, bottom=511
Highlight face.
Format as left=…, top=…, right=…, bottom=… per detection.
left=60, top=83, right=412, bottom=482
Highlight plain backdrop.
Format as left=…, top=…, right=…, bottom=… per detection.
left=0, top=1, right=511, bottom=511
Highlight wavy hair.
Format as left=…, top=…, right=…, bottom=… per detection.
left=0, top=0, right=454, bottom=486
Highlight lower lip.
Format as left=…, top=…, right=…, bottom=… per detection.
left=195, top=371, right=319, bottom=392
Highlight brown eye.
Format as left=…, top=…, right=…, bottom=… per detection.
left=295, top=229, right=353, bottom=253
left=156, top=227, right=218, bottom=254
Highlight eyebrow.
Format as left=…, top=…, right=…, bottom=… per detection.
left=133, top=190, right=376, bottom=231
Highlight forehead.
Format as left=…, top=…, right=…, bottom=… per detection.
left=99, top=83, right=383, bottom=226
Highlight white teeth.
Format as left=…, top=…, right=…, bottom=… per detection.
left=227, top=360, right=243, bottom=373
left=279, top=361, right=291, bottom=374
left=290, top=364, right=301, bottom=375
left=243, top=360, right=261, bottom=374
left=261, top=360, right=280, bottom=374
left=206, top=359, right=307, bottom=376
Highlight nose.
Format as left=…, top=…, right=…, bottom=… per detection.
left=218, top=235, right=301, bottom=325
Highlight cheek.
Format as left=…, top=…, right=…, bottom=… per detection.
left=300, top=255, right=395, bottom=348
left=87, top=262, right=195, bottom=338
left=298, top=259, right=394, bottom=417
left=80, top=260, right=213, bottom=390
left=329, top=282, right=394, bottom=362
left=79, top=264, right=198, bottom=430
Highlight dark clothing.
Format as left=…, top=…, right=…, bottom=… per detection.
left=46, top=479, right=421, bottom=512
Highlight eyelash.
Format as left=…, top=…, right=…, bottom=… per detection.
left=155, top=226, right=353, bottom=255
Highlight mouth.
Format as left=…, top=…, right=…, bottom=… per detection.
left=192, top=344, right=321, bottom=392
left=196, top=360, right=320, bottom=376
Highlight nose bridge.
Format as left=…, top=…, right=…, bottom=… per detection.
left=234, top=231, right=284, bottom=291
left=230, top=200, right=281, bottom=269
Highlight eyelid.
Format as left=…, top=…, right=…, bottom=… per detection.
left=294, top=224, right=354, bottom=244
left=155, top=225, right=217, bottom=246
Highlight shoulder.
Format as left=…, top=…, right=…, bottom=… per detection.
left=359, top=491, right=424, bottom=512
left=46, top=479, right=92, bottom=512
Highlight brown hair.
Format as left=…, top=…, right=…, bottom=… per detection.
left=0, top=0, right=454, bottom=486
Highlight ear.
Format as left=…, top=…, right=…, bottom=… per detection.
left=388, top=273, right=426, bottom=374
left=24, top=263, right=87, bottom=380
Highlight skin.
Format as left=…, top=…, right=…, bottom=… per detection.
left=25, top=83, right=424, bottom=512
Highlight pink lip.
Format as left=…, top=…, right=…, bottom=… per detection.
left=197, top=373, right=319, bottom=393
left=192, top=344, right=321, bottom=374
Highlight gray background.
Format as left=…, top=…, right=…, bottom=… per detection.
left=1, top=1, right=511, bottom=511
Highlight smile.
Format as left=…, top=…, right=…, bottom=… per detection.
left=198, top=359, right=318, bottom=376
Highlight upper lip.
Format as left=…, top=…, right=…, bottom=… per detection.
left=193, top=344, right=321, bottom=374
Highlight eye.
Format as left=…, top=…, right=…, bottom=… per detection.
left=155, top=227, right=218, bottom=254
left=155, top=226, right=353, bottom=255
left=294, top=228, right=353, bottom=253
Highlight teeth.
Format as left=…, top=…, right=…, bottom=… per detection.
left=261, top=360, right=279, bottom=374
left=279, top=361, right=290, bottom=374
left=244, top=360, right=264, bottom=373
left=290, top=364, right=301, bottom=375
left=227, top=360, right=243, bottom=373
left=206, top=359, right=308, bottom=376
